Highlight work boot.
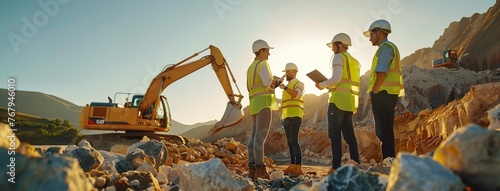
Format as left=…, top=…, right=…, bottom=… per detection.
left=283, top=164, right=296, bottom=174
left=247, top=166, right=255, bottom=179
left=288, top=164, right=303, bottom=177
left=327, top=167, right=335, bottom=175
left=253, top=165, right=270, bottom=181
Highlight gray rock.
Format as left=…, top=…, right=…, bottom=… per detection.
left=125, top=148, right=148, bottom=169
left=78, top=140, right=92, bottom=148
left=44, top=146, right=62, bottom=155
left=95, top=176, right=107, bottom=189
left=488, top=104, right=500, bottom=130
left=121, top=171, right=160, bottom=191
left=282, top=177, right=300, bottom=190
left=66, top=147, right=104, bottom=172
left=367, top=166, right=391, bottom=175
left=98, top=150, right=124, bottom=173
left=136, top=161, right=157, bottom=176
left=63, top=145, right=78, bottom=153
left=159, top=165, right=180, bottom=185
left=34, top=147, right=44, bottom=155
left=169, top=184, right=181, bottom=191
left=179, top=158, right=254, bottom=191
left=312, top=165, right=387, bottom=191
left=433, top=124, right=500, bottom=191
left=271, top=179, right=282, bottom=189
left=116, top=159, right=134, bottom=173
left=127, top=140, right=168, bottom=169
left=0, top=148, right=94, bottom=191
left=99, top=150, right=125, bottom=161
left=387, top=153, right=464, bottom=191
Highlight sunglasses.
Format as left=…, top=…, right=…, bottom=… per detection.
left=370, top=29, right=380, bottom=36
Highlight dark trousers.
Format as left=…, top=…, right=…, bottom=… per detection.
left=284, top=117, right=302, bottom=164
left=370, top=90, right=398, bottom=159
left=328, top=103, right=360, bottom=169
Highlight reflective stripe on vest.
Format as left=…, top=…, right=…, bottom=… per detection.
left=328, top=52, right=360, bottom=112
left=247, top=60, right=279, bottom=115
left=247, top=60, right=269, bottom=96
left=281, top=79, right=304, bottom=119
left=368, top=41, right=405, bottom=97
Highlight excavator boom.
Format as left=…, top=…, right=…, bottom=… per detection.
left=137, top=45, right=244, bottom=132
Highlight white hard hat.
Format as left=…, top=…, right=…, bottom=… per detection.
left=282, top=63, right=298, bottom=72
left=252, top=39, right=274, bottom=53
left=363, top=19, right=391, bottom=37
left=327, top=33, right=352, bottom=48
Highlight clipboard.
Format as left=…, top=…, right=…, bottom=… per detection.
left=306, top=69, right=327, bottom=83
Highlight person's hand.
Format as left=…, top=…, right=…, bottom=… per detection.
left=315, top=82, right=323, bottom=90
left=279, top=84, right=285, bottom=89
left=372, top=87, right=379, bottom=94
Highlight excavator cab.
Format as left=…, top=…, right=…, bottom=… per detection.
left=132, top=95, right=171, bottom=128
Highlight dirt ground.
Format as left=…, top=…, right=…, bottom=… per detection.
left=270, top=156, right=333, bottom=178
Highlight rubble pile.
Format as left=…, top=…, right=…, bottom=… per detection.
left=2, top=106, right=499, bottom=191
left=0, top=126, right=284, bottom=190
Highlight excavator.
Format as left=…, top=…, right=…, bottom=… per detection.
left=432, top=49, right=459, bottom=68
left=77, top=45, right=244, bottom=149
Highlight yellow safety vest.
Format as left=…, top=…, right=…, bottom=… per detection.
left=281, top=79, right=304, bottom=119
left=328, top=52, right=360, bottom=112
left=247, top=60, right=279, bottom=115
left=368, top=41, right=405, bottom=97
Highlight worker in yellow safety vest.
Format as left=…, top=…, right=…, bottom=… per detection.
left=278, top=62, right=305, bottom=177
left=315, top=33, right=360, bottom=175
left=363, top=19, right=405, bottom=160
left=246, top=39, right=281, bottom=181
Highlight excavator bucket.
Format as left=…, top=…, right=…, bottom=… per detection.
left=209, top=102, right=244, bottom=135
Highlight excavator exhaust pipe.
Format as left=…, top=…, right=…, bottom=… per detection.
left=209, top=102, right=244, bottom=135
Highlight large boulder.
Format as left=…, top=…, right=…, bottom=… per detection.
left=310, top=165, right=387, bottom=191
left=127, top=140, right=168, bottom=169
left=125, top=148, right=150, bottom=169
left=433, top=124, right=500, bottom=191
left=0, top=148, right=93, bottom=191
left=66, top=147, right=104, bottom=172
left=98, top=150, right=124, bottom=173
left=178, top=158, right=254, bottom=191
left=387, top=153, right=464, bottom=191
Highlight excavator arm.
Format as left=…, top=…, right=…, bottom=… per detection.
left=137, top=45, right=244, bottom=134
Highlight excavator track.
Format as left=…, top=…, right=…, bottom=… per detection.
left=75, top=132, right=188, bottom=151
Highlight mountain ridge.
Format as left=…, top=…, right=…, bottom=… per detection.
left=0, top=88, right=213, bottom=135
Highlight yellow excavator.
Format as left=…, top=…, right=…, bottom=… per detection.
left=78, top=45, right=244, bottom=149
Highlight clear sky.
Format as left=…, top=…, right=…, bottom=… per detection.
left=0, top=0, right=495, bottom=125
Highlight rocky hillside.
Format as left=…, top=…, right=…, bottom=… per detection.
left=401, top=0, right=500, bottom=71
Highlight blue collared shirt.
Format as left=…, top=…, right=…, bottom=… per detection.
left=375, top=39, right=394, bottom=73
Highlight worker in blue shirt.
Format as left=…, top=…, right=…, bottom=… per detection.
left=363, top=19, right=405, bottom=160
